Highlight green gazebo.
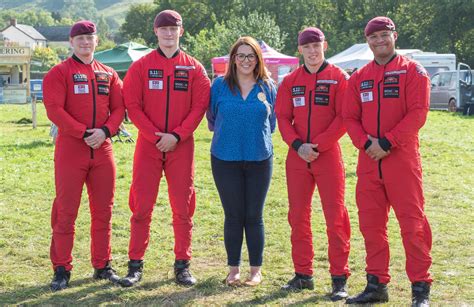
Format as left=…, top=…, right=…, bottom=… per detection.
left=95, top=42, right=154, bottom=74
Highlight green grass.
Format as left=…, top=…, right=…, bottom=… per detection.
left=0, top=104, right=473, bottom=305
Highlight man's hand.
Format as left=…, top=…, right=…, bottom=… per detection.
left=365, top=135, right=390, bottom=161
left=297, top=143, right=319, bottom=163
left=155, top=132, right=178, bottom=152
left=84, top=128, right=106, bottom=149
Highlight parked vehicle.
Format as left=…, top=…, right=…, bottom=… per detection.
left=408, top=53, right=456, bottom=77
left=429, top=63, right=473, bottom=114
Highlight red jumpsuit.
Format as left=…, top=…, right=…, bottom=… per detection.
left=43, top=55, right=125, bottom=271
left=343, top=54, right=432, bottom=284
left=123, top=49, right=210, bottom=261
left=275, top=62, right=351, bottom=277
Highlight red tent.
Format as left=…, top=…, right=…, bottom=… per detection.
left=211, top=40, right=299, bottom=83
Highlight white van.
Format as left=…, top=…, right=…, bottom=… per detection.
left=409, top=53, right=456, bottom=77
left=430, top=63, right=472, bottom=112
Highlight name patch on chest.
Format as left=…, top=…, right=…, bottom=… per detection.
left=291, top=86, right=305, bottom=96
left=314, top=94, right=329, bottom=106
left=149, top=69, right=163, bottom=78
left=149, top=80, right=163, bottom=90
left=293, top=97, right=305, bottom=107
left=73, top=74, right=88, bottom=83
left=360, top=80, right=374, bottom=90
left=175, top=65, right=195, bottom=70
left=317, top=79, right=338, bottom=84
left=174, top=70, right=189, bottom=79
left=360, top=91, right=373, bottom=103
left=97, top=84, right=109, bottom=96
left=385, top=70, right=407, bottom=76
left=174, top=80, right=188, bottom=91
left=383, top=87, right=400, bottom=98
left=74, top=84, right=89, bottom=94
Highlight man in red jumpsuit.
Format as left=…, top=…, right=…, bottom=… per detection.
left=275, top=27, right=351, bottom=301
left=343, top=17, right=432, bottom=306
left=43, top=21, right=125, bottom=291
left=119, top=10, right=210, bottom=287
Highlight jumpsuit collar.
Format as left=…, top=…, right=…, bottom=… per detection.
left=374, top=52, right=398, bottom=66
left=303, top=60, right=328, bottom=74
left=72, top=53, right=94, bottom=64
left=157, top=47, right=180, bottom=59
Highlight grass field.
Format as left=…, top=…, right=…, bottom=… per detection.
left=0, top=103, right=473, bottom=305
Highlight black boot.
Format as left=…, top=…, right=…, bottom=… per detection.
left=412, top=282, right=430, bottom=307
left=281, top=273, right=314, bottom=291
left=346, top=274, right=388, bottom=304
left=93, top=261, right=120, bottom=284
left=174, top=260, right=196, bottom=286
left=50, top=266, right=71, bottom=292
left=119, top=260, right=143, bottom=287
left=330, top=275, right=348, bottom=301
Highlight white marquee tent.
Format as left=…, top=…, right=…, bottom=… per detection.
left=327, top=43, right=423, bottom=71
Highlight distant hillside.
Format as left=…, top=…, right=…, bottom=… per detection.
left=1, top=0, right=154, bottom=30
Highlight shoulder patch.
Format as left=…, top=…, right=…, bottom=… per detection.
left=416, top=64, right=428, bottom=76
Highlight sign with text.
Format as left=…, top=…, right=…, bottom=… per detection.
left=0, top=47, right=30, bottom=57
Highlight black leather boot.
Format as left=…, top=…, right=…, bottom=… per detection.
left=93, top=261, right=120, bottom=284
left=119, top=260, right=143, bottom=287
left=281, top=273, right=314, bottom=291
left=412, top=281, right=430, bottom=307
left=330, top=275, right=348, bottom=301
left=174, top=260, right=196, bottom=286
left=346, top=274, right=388, bottom=304
left=50, top=266, right=71, bottom=291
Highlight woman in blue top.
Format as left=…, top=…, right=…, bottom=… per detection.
left=207, top=36, right=276, bottom=287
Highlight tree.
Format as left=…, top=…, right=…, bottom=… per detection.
left=153, top=0, right=243, bottom=37
left=395, top=0, right=474, bottom=66
left=52, top=46, right=69, bottom=60
left=225, top=12, right=287, bottom=51
left=120, top=0, right=474, bottom=67
left=62, top=0, right=98, bottom=21
left=184, top=22, right=231, bottom=69
left=119, top=3, right=157, bottom=45
left=32, top=47, right=60, bottom=71
left=96, top=39, right=116, bottom=52
left=0, top=9, right=56, bottom=27
left=185, top=12, right=287, bottom=69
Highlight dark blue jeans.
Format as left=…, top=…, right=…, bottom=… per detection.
left=211, top=155, right=273, bottom=266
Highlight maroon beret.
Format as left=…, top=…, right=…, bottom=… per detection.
left=365, top=16, right=396, bottom=36
left=70, top=20, right=97, bottom=38
left=298, top=27, right=325, bottom=46
left=154, top=10, right=182, bottom=28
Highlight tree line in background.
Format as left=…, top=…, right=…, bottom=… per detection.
left=1, top=0, right=473, bottom=71
left=121, top=0, right=474, bottom=69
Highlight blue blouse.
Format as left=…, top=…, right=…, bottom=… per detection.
left=207, top=76, right=276, bottom=161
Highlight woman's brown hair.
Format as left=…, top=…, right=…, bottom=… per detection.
left=224, top=36, right=270, bottom=93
